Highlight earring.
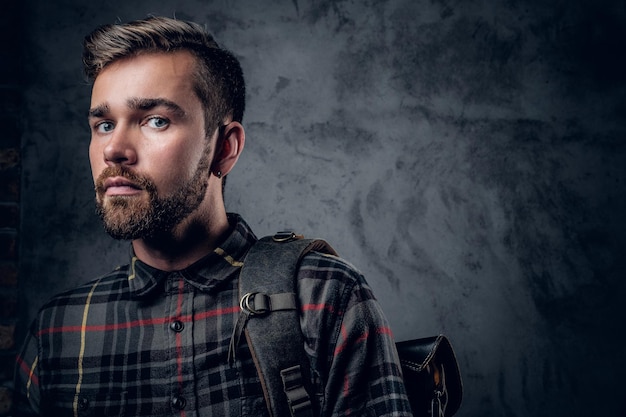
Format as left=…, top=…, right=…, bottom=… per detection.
left=215, top=170, right=222, bottom=179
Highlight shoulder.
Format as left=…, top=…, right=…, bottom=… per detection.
left=298, top=249, right=364, bottom=282
left=297, top=249, right=377, bottom=309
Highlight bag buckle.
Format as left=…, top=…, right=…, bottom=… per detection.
left=430, top=363, right=448, bottom=417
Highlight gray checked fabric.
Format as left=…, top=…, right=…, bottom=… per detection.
left=14, top=214, right=412, bottom=417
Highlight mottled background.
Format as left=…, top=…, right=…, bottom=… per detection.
left=4, top=0, right=626, bottom=416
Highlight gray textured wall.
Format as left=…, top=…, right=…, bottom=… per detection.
left=14, top=0, right=626, bottom=416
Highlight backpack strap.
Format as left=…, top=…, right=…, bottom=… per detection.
left=228, top=232, right=337, bottom=417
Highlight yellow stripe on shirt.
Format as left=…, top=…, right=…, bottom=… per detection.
left=214, top=247, right=244, bottom=267
left=72, top=278, right=101, bottom=417
left=128, top=256, right=138, bottom=280
left=26, top=356, right=38, bottom=399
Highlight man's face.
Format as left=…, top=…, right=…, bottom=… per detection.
left=88, top=51, right=214, bottom=240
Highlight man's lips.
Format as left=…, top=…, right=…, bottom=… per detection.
left=103, top=176, right=142, bottom=196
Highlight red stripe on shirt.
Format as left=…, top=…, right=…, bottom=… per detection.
left=301, top=303, right=337, bottom=314
left=334, top=326, right=393, bottom=356
left=37, top=306, right=240, bottom=336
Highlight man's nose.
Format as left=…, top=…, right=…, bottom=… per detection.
left=103, top=125, right=138, bottom=166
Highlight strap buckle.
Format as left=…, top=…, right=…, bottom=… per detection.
left=281, top=365, right=314, bottom=417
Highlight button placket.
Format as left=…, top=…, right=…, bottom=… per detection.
left=165, top=272, right=195, bottom=414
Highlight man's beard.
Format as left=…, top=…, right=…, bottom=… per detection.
left=94, top=147, right=212, bottom=241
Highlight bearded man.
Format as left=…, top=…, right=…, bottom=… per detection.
left=13, top=16, right=412, bottom=417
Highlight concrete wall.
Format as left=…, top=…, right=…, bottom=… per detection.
left=0, top=2, right=23, bottom=413
left=9, top=0, right=626, bottom=416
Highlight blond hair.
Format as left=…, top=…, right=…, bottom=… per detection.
left=83, top=16, right=246, bottom=131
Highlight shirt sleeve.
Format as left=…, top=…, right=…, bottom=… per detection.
left=297, top=252, right=413, bottom=417
left=13, top=320, right=41, bottom=416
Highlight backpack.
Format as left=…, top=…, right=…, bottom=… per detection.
left=228, top=233, right=463, bottom=417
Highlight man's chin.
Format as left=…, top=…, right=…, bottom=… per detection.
left=102, top=227, right=138, bottom=241
left=101, top=216, right=145, bottom=240
left=97, top=206, right=150, bottom=240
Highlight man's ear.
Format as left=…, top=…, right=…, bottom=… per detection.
left=212, top=121, right=245, bottom=176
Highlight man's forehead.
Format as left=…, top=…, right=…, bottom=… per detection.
left=99, top=49, right=198, bottom=71
left=89, top=52, right=200, bottom=115
left=91, top=51, right=198, bottom=92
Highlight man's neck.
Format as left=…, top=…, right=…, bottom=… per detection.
left=131, top=210, right=230, bottom=272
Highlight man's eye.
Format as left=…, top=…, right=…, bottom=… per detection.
left=147, top=117, right=169, bottom=129
left=96, top=121, right=114, bottom=133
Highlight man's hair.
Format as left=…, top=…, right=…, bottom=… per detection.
left=83, top=16, right=246, bottom=133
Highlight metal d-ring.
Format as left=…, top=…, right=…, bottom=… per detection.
left=240, top=292, right=265, bottom=315
left=272, top=231, right=299, bottom=242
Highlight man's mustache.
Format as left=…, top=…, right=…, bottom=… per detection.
left=94, top=166, right=156, bottom=195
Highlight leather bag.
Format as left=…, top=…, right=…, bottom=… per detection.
left=396, top=335, right=463, bottom=417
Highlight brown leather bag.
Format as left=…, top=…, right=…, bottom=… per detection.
left=396, top=335, right=463, bottom=417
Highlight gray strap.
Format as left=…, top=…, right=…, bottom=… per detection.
left=241, top=292, right=297, bottom=315
left=233, top=234, right=337, bottom=417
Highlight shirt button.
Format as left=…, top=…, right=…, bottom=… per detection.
left=78, top=396, right=89, bottom=410
left=171, top=396, right=186, bottom=410
left=170, top=320, right=184, bottom=332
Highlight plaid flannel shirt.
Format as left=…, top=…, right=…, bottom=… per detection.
left=14, top=214, right=412, bottom=416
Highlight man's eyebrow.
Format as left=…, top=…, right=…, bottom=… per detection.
left=127, top=97, right=187, bottom=118
left=87, top=98, right=188, bottom=119
left=88, top=104, right=110, bottom=119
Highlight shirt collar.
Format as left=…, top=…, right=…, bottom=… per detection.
left=127, top=213, right=257, bottom=299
